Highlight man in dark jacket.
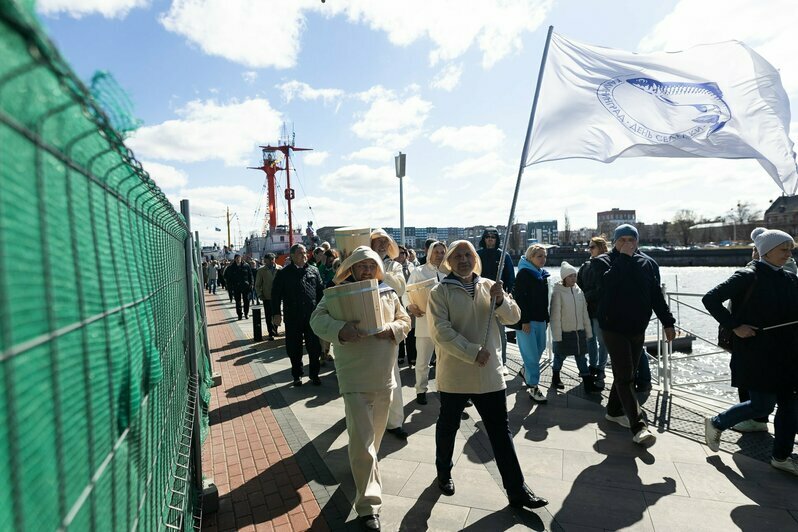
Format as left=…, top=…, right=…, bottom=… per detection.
left=477, top=227, right=516, bottom=369
left=589, top=224, right=675, bottom=447
left=272, top=243, right=325, bottom=386
left=224, top=254, right=254, bottom=320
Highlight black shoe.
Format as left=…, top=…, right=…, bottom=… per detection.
left=267, top=336, right=275, bottom=341
left=292, top=379, right=302, bottom=387
left=582, top=375, right=601, bottom=394
left=553, top=370, right=565, bottom=390
left=237, top=316, right=242, bottom=321
left=359, top=514, right=380, bottom=531
left=465, top=399, right=473, bottom=407
left=386, top=427, right=408, bottom=440
left=509, top=485, right=549, bottom=509
left=437, top=475, right=455, bottom=496
left=244, top=314, right=248, bottom=319
left=416, top=393, right=427, bottom=405
left=311, top=376, right=321, bottom=386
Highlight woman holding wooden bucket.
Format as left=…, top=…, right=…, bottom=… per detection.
left=310, top=246, right=411, bottom=531
left=406, top=240, right=447, bottom=405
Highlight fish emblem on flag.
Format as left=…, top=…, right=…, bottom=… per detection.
left=597, top=74, right=732, bottom=143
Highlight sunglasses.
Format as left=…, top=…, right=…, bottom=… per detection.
left=485, top=235, right=497, bottom=239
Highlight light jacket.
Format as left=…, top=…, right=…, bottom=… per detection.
left=428, top=273, right=521, bottom=394
left=550, top=283, right=593, bottom=342
left=310, top=280, right=411, bottom=394
left=383, top=257, right=406, bottom=297
left=406, top=262, right=443, bottom=338
left=254, top=264, right=281, bottom=300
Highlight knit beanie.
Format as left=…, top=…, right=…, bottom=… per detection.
left=754, top=229, right=794, bottom=257
left=613, top=224, right=639, bottom=241
left=750, top=227, right=767, bottom=241
left=560, top=261, right=578, bottom=279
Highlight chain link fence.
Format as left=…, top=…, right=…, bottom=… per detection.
left=0, top=1, right=212, bottom=530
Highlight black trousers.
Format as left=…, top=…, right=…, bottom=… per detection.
left=233, top=288, right=250, bottom=318
left=603, top=329, right=646, bottom=434
left=436, top=389, right=524, bottom=496
left=398, top=329, right=417, bottom=364
left=285, top=317, right=322, bottom=380
left=263, top=299, right=278, bottom=337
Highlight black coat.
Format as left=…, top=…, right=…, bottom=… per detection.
left=576, top=258, right=600, bottom=319
left=223, top=261, right=253, bottom=291
left=589, top=248, right=675, bottom=335
left=271, top=263, right=324, bottom=324
left=510, top=268, right=549, bottom=327
left=477, top=247, right=516, bottom=291
left=702, top=261, right=798, bottom=392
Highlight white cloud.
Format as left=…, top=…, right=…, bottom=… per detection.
left=429, top=124, right=505, bottom=153
left=303, top=151, right=330, bottom=166
left=167, top=185, right=263, bottom=244
left=319, top=164, right=396, bottom=196
left=159, top=1, right=551, bottom=69
left=141, top=161, right=189, bottom=189
left=441, top=153, right=511, bottom=180
left=276, top=80, right=345, bottom=105
left=38, top=0, right=149, bottom=18
left=242, top=71, right=258, bottom=83
left=128, top=97, right=282, bottom=166
left=351, top=91, right=432, bottom=148
left=431, top=63, right=463, bottom=91
left=640, top=0, right=798, bottom=94
left=345, top=146, right=394, bottom=162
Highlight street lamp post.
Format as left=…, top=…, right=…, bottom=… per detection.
left=395, top=152, right=406, bottom=245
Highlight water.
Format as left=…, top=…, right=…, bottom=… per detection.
left=534, top=265, right=739, bottom=402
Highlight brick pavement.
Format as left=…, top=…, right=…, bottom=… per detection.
left=201, top=291, right=328, bottom=532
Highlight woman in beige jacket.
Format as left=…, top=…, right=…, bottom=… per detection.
left=310, top=246, right=411, bottom=531
left=428, top=240, right=547, bottom=509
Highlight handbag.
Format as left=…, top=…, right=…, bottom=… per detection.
left=718, top=273, right=757, bottom=352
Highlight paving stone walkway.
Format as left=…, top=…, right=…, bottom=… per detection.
left=201, top=290, right=798, bottom=531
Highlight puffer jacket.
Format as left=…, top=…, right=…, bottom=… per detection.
left=550, top=283, right=593, bottom=342
left=428, top=273, right=521, bottom=394
left=310, top=281, right=411, bottom=394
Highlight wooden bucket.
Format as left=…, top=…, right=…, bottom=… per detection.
left=334, top=226, right=372, bottom=258
left=406, top=277, right=437, bottom=311
left=324, top=279, right=384, bottom=335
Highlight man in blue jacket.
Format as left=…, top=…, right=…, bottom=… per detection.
left=589, top=224, right=675, bottom=447
left=477, top=227, right=515, bottom=371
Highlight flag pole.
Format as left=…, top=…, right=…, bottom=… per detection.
left=481, top=25, right=554, bottom=352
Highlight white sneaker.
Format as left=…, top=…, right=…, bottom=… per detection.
left=528, top=386, right=547, bottom=404
left=705, top=417, right=722, bottom=452
left=732, top=419, right=769, bottom=433
left=605, top=413, right=631, bottom=428
left=633, top=427, right=657, bottom=447
left=770, top=457, right=798, bottom=476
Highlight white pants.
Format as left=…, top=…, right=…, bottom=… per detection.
left=387, top=360, right=405, bottom=429
left=414, top=336, right=435, bottom=394
left=342, top=390, right=392, bottom=516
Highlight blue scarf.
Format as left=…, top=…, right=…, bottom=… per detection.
left=518, top=256, right=549, bottom=280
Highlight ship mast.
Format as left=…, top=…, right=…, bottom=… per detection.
left=249, top=127, right=312, bottom=246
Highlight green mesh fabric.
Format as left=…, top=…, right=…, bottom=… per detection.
left=0, top=2, right=211, bottom=530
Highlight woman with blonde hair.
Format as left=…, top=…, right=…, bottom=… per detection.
left=511, top=244, right=550, bottom=403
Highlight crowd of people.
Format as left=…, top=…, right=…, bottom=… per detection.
left=202, top=224, right=798, bottom=531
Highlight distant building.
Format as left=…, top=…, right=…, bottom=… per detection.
left=597, top=208, right=636, bottom=236
left=527, top=220, right=559, bottom=245
left=764, top=196, right=798, bottom=236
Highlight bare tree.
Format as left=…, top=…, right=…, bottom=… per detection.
left=563, top=210, right=572, bottom=245
left=731, top=201, right=762, bottom=224
left=669, top=209, right=698, bottom=246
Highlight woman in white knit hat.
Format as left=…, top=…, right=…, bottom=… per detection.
left=702, top=228, right=798, bottom=476
left=550, top=261, right=599, bottom=393
left=310, top=246, right=411, bottom=530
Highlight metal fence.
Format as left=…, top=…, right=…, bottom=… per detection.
left=0, top=2, right=212, bottom=530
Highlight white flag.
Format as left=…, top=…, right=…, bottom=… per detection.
left=526, top=33, right=798, bottom=194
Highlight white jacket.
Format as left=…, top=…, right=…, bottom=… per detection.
left=382, top=258, right=406, bottom=297
left=550, top=283, right=593, bottom=342
left=428, top=274, right=520, bottom=394
left=406, top=262, right=443, bottom=338
left=310, top=282, right=411, bottom=394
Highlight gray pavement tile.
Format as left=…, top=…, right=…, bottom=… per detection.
left=696, top=454, right=798, bottom=510
left=672, top=460, right=755, bottom=505
left=462, top=507, right=553, bottom=531
left=521, top=475, right=655, bottom=531
left=378, top=458, right=421, bottom=496
left=514, top=424, right=599, bottom=454
left=561, top=450, right=687, bottom=496
left=398, top=462, right=510, bottom=512
left=379, top=433, right=466, bottom=464
left=644, top=491, right=798, bottom=531
left=377, top=493, right=470, bottom=532
left=514, top=445, right=564, bottom=480
left=596, top=426, right=709, bottom=463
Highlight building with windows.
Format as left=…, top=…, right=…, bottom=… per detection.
left=527, top=220, right=559, bottom=245
left=597, top=208, right=636, bottom=237
left=764, top=196, right=798, bottom=236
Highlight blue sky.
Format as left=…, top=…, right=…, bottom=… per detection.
left=37, top=0, right=798, bottom=245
